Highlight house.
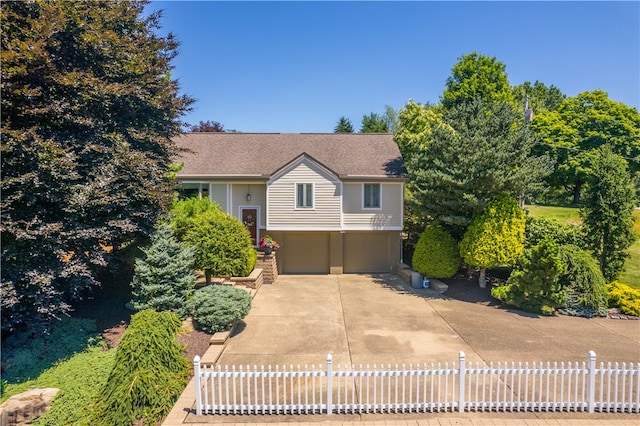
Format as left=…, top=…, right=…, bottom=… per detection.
left=173, top=133, right=407, bottom=275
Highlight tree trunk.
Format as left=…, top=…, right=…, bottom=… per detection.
left=478, top=268, right=487, bottom=288
left=572, top=182, right=582, bottom=205
left=205, top=270, right=212, bottom=285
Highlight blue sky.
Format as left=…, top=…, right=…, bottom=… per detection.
left=148, top=1, right=640, bottom=133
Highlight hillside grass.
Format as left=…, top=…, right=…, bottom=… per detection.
left=526, top=204, right=640, bottom=289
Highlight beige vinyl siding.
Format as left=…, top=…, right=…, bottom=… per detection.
left=267, top=159, right=341, bottom=230
left=230, top=183, right=267, bottom=226
left=210, top=183, right=228, bottom=212
left=342, top=183, right=403, bottom=230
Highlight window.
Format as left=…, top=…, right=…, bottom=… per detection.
left=364, top=183, right=381, bottom=208
left=178, top=182, right=208, bottom=200
left=296, top=183, right=313, bottom=208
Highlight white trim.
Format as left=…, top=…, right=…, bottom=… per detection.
left=238, top=205, right=261, bottom=246
left=268, top=153, right=340, bottom=184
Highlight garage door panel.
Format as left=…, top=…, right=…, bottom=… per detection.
left=344, top=233, right=391, bottom=273
left=281, top=233, right=329, bottom=274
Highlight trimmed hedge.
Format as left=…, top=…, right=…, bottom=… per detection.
left=412, top=223, right=460, bottom=278
left=193, top=285, right=252, bottom=334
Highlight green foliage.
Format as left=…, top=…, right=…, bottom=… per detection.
left=557, top=244, right=608, bottom=317
left=360, top=112, right=389, bottom=133
left=607, top=281, right=640, bottom=316
left=334, top=116, right=354, bottom=133
left=531, top=90, right=640, bottom=204
left=193, top=285, right=252, bottom=334
left=170, top=197, right=221, bottom=240
left=511, top=80, right=566, bottom=114
left=397, top=98, right=552, bottom=237
left=581, top=145, right=637, bottom=281
left=412, top=223, right=460, bottom=278
left=185, top=210, right=257, bottom=280
left=441, top=52, right=515, bottom=109
left=1, top=0, right=193, bottom=331
left=460, top=194, right=525, bottom=269
left=130, top=222, right=196, bottom=319
left=93, top=310, right=189, bottom=426
left=524, top=216, right=584, bottom=249
left=491, top=238, right=567, bottom=316
left=1, top=317, right=103, bottom=384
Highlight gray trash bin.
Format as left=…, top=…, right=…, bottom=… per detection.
left=411, top=271, right=423, bottom=289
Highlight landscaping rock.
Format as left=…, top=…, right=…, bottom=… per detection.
left=0, top=388, right=60, bottom=425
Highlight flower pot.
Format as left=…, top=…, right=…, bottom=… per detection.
left=263, top=247, right=273, bottom=255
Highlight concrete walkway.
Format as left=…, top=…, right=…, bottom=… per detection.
left=163, top=274, right=640, bottom=425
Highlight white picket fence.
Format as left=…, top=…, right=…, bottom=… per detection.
left=193, top=351, right=639, bottom=415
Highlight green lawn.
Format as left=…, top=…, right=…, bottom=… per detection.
left=526, top=204, right=640, bottom=289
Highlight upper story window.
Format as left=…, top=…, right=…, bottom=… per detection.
left=296, top=183, right=313, bottom=208
left=363, top=183, right=381, bottom=209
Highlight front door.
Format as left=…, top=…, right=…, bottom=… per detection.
left=241, top=208, right=258, bottom=245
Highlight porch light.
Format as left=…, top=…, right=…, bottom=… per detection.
left=246, top=193, right=251, bottom=202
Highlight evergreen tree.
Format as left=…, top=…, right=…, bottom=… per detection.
left=412, top=223, right=460, bottom=279
left=130, top=223, right=196, bottom=319
left=334, top=116, right=354, bottom=133
left=460, top=194, right=525, bottom=287
left=1, top=1, right=193, bottom=331
left=360, top=112, right=389, bottom=133
left=580, top=146, right=637, bottom=281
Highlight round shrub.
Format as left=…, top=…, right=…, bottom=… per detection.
left=193, top=285, right=252, bottom=333
left=170, top=197, right=221, bottom=240
left=92, top=310, right=189, bottom=426
left=412, top=223, right=460, bottom=278
left=607, top=281, right=640, bottom=316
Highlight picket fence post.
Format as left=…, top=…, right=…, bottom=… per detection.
left=194, top=356, right=202, bottom=416
left=326, top=353, right=333, bottom=415
left=587, top=350, right=597, bottom=413
left=458, top=351, right=466, bottom=412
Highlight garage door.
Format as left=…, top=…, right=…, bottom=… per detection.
left=280, top=232, right=330, bottom=274
left=343, top=233, right=391, bottom=273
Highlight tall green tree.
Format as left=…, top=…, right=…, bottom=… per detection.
left=360, top=112, right=389, bottom=133
left=460, top=194, right=526, bottom=287
left=580, top=146, right=637, bottom=281
left=334, top=116, right=354, bottom=133
left=441, top=52, right=515, bottom=110
left=397, top=99, right=552, bottom=237
left=383, top=105, right=400, bottom=134
left=511, top=80, right=566, bottom=115
left=531, top=90, right=640, bottom=204
left=0, top=1, right=193, bottom=331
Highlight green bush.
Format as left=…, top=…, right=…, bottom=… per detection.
left=557, top=244, right=608, bottom=317
left=412, top=223, right=460, bottom=278
left=1, top=317, right=102, bottom=384
left=130, top=222, right=196, bottom=319
left=193, top=285, right=252, bottom=334
left=491, top=238, right=566, bottom=316
left=170, top=197, right=221, bottom=240
left=185, top=210, right=257, bottom=282
left=92, top=310, right=189, bottom=426
left=524, top=216, right=584, bottom=249
left=607, top=281, right=640, bottom=316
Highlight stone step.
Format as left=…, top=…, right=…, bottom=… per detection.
left=430, top=279, right=448, bottom=294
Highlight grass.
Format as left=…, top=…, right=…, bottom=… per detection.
left=526, top=204, right=640, bottom=289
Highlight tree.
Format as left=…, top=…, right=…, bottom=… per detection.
left=412, top=223, right=460, bottom=279
left=334, top=116, right=354, bottom=133
left=580, top=146, right=637, bottom=281
left=189, top=120, right=225, bottom=132
left=511, top=80, right=566, bottom=115
left=491, top=238, right=567, bottom=316
left=130, top=223, right=196, bottom=319
left=460, top=194, right=525, bottom=287
left=397, top=98, right=553, bottom=237
left=441, top=52, right=515, bottom=110
left=1, top=1, right=193, bottom=331
left=531, top=90, right=640, bottom=204
left=170, top=197, right=221, bottom=240
left=383, top=105, right=399, bottom=134
left=360, top=112, right=389, bottom=133
left=184, top=210, right=257, bottom=284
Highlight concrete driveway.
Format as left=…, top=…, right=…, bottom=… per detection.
left=217, top=274, right=640, bottom=368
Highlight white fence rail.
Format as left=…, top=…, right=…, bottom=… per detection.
left=193, top=351, right=639, bottom=415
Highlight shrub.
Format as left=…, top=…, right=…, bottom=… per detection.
left=130, top=222, right=196, bottom=319
left=557, top=244, right=608, bottom=318
left=185, top=210, right=257, bottom=283
left=524, top=216, right=584, bottom=249
left=193, top=285, right=252, bottom=334
left=92, top=310, right=189, bottom=426
left=491, top=238, right=566, bottom=316
left=412, top=223, right=460, bottom=278
left=170, top=197, right=221, bottom=240
left=607, top=281, right=640, bottom=316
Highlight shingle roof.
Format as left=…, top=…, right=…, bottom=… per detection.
left=173, top=133, right=406, bottom=180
